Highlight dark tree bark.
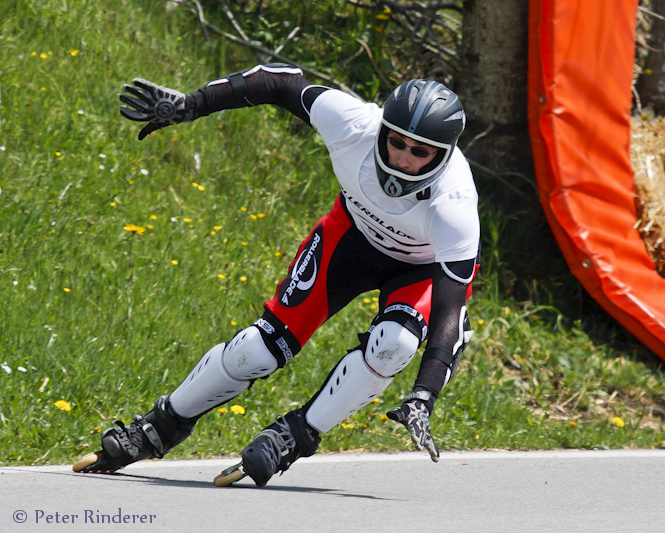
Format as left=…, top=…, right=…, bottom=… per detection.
left=636, top=0, right=665, bottom=114
left=456, top=0, right=532, bottom=176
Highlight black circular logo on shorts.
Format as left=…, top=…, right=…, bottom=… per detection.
left=278, top=227, right=324, bottom=307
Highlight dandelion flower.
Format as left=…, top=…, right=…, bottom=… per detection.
left=230, top=405, right=245, bottom=415
left=241, top=207, right=247, bottom=212
left=257, top=213, right=265, bottom=219
left=171, top=260, right=178, bottom=265
left=478, top=319, right=485, bottom=325
left=569, top=420, right=577, bottom=427
left=275, top=252, right=282, bottom=257
left=218, top=274, right=226, bottom=279
left=110, top=202, right=117, bottom=207
left=123, top=224, right=146, bottom=235
left=240, top=276, right=248, bottom=282
left=198, top=185, right=205, bottom=191
left=214, top=226, right=222, bottom=231
left=55, top=400, right=72, bottom=412
left=192, top=183, right=199, bottom=188
left=69, top=49, right=79, bottom=56
left=612, top=416, right=625, bottom=428
left=230, top=320, right=237, bottom=326
left=341, top=423, right=355, bottom=429
left=150, top=214, right=158, bottom=220
left=371, top=398, right=381, bottom=403
left=183, top=218, right=192, bottom=223
left=64, top=288, right=71, bottom=293
left=40, top=53, right=48, bottom=59
left=250, top=214, right=257, bottom=220
left=242, top=242, right=248, bottom=246
left=55, top=151, right=62, bottom=157
left=217, top=407, right=228, bottom=414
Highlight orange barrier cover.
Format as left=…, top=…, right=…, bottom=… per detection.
left=527, top=0, right=665, bottom=360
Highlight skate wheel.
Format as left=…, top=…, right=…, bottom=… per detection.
left=73, top=452, right=103, bottom=472
left=214, top=465, right=245, bottom=487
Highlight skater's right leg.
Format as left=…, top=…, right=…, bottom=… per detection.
left=77, top=314, right=299, bottom=473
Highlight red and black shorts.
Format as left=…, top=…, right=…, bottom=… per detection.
left=255, top=194, right=457, bottom=366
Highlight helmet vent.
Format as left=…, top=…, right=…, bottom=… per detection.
left=426, top=99, right=446, bottom=117
left=408, top=86, right=420, bottom=111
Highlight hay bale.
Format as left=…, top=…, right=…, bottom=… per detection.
left=631, top=117, right=665, bottom=277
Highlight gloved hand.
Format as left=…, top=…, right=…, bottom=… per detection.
left=118, top=78, right=196, bottom=140
left=387, top=390, right=440, bottom=462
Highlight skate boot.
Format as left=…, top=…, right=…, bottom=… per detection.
left=73, top=395, right=198, bottom=473
left=241, top=408, right=321, bottom=487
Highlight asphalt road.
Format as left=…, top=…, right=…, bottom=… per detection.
left=1, top=450, right=664, bottom=532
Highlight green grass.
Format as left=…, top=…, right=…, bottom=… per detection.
left=1, top=0, right=664, bottom=467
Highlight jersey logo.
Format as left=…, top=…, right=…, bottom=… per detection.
left=278, top=227, right=323, bottom=307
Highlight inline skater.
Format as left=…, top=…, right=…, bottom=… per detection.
left=74, top=64, right=480, bottom=487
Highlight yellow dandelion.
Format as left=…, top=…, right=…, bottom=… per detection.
left=241, top=207, right=247, bottom=212
left=198, top=185, right=205, bottom=191
left=258, top=213, right=265, bottom=219
left=93, top=427, right=100, bottom=433
left=231, top=320, right=237, bottom=326
left=147, top=225, right=154, bottom=230
left=54, top=400, right=72, bottom=411
left=64, top=288, right=71, bottom=293
left=217, top=407, right=228, bottom=414
left=150, top=214, right=158, bottom=220
left=171, top=260, right=178, bottom=265
left=341, top=423, right=355, bottom=429
left=230, top=405, right=245, bottom=415
left=376, top=26, right=384, bottom=33
left=40, top=52, right=48, bottom=59
left=275, top=252, right=282, bottom=257
left=31, top=52, right=37, bottom=57
left=372, top=297, right=379, bottom=302
left=218, top=274, right=226, bottom=279
left=569, top=420, right=577, bottom=427
left=363, top=298, right=371, bottom=304
left=240, top=276, right=248, bottom=282
left=210, top=231, right=216, bottom=235
left=371, top=304, right=377, bottom=310
left=612, top=416, right=625, bottom=428
left=55, top=151, right=62, bottom=157
left=214, top=225, right=222, bottom=231
left=478, top=319, right=485, bottom=325
left=371, top=398, right=381, bottom=403
left=250, top=214, right=257, bottom=220
left=110, top=202, right=117, bottom=207
left=376, top=13, right=390, bottom=20
left=183, top=218, right=192, bottom=223
left=192, top=183, right=199, bottom=188
left=69, top=49, right=79, bottom=56
left=242, top=242, right=248, bottom=246
left=123, top=223, right=146, bottom=235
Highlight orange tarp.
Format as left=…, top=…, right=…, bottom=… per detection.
left=527, top=0, right=665, bottom=360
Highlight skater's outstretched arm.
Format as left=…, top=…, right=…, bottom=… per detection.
left=118, top=64, right=328, bottom=140
left=387, top=259, right=475, bottom=461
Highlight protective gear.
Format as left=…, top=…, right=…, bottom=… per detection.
left=77, top=395, right=197, bottom=473
left=305, top=319, right=420, bottom=434
left=375, top=80, right=465, bottom=197
left=387, top=390, right=440, bottom=462
left=119, top=78, right=196, bottom=140
left=169, top=328, right=279, bottom=419
left=241, top=408, right=320, bottom=487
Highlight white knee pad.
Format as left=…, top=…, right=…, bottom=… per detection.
left=305, top=349, right=393, bottom=434
left=223, top=325, right=279, bottom=380
left=169, top=342, right=250, bottom=419
left=365, top=320, right=420, bottom=377
left=169, top=327, right=279, bottom=419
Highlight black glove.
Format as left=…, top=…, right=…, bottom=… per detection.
left=118, top=78, right=196, bottom=140
left=387, top=390, right=440, bottom=462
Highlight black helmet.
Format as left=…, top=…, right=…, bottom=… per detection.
left=375, top=80, right=466, bottom=197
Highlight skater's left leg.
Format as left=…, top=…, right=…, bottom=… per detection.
left=239, top=305, right=425, bottom=486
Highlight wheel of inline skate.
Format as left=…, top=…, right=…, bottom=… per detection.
left=72, top=452, right=105, bottom=472
left=214, top=464, right=245, bottom=487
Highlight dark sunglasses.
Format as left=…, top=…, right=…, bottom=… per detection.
left=387, top=136, right=439, bottom=159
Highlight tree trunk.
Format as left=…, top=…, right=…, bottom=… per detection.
left=635, top=0, right=665, bottom=114
left=456, top=0, right=531, bottom=175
